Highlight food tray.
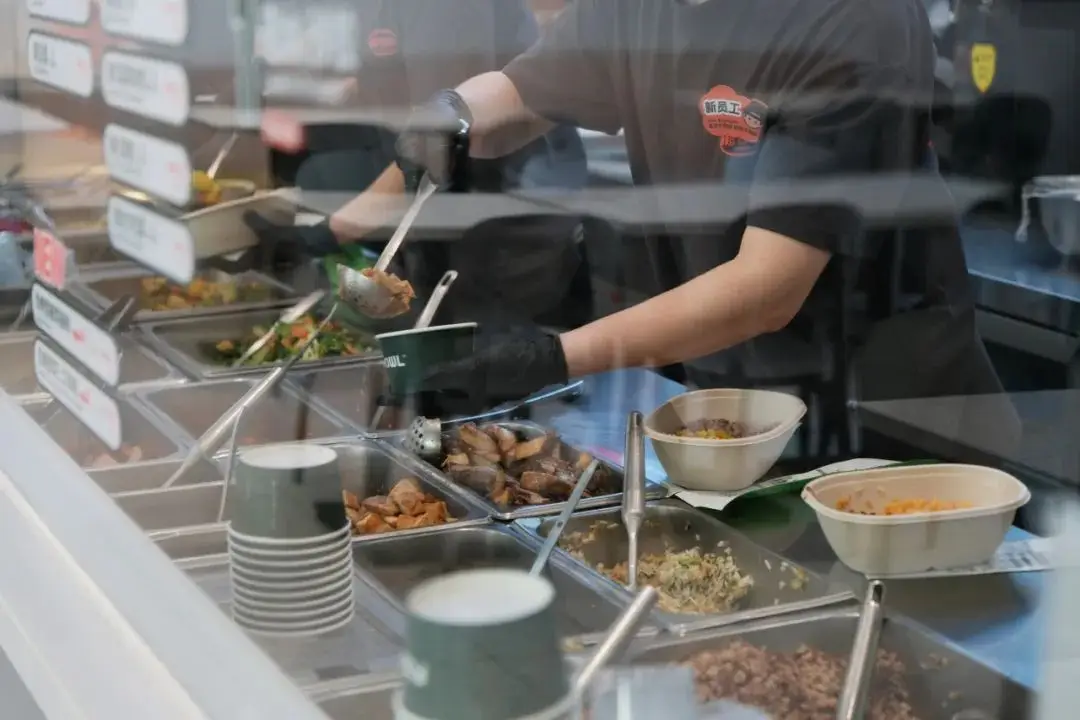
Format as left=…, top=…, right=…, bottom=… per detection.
left=352, top=524, right=642, bottom=643
left=134, top=379, right=347, bottom=448
left=398, top=420, right=666, bottom=521
left=178, top=555, right=403, bottom=685
left=292, top=365, right=587, bottom=437
left=20, top=395, right=185, bottom=469
left=0, top=330, right=180, bottom=400
left=72, top=268, right=296, bottom=322
left=88, top=456, right=223, bottom=494
left=628, top=607, right=1034, bottom=719
left=519, top=500, right=853, bottom=635
left=122, top=441, right=489, bottom=547
left=312, top=677, right=399, bottom=720
left=142, top=307, right=380, bottom=380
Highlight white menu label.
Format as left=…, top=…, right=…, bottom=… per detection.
left=107, top=195, right=195, bottom=284
left=102, top=52, right=190, bottom=126
left=101, top=0, right=189, bottom=46
left=104, top=124, right=192, bottom=207
left=27, top=0, right=91, bottom=24
left=31, top=284, right=121, bottom=387
left=34, top=341, right=122, bottom=451
left=27, top=33, right=93, bottom=98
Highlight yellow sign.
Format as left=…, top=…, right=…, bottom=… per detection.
left=971, top=43, right=997, bottom=93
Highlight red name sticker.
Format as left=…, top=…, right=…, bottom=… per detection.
left=368, top=29, right=398, bottom=57
left=33, top=228, right=71, bottom=290
left=260, top=109, right=306, bottom=152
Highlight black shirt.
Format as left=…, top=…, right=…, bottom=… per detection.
left=503, top=0, right=1009, bottom=406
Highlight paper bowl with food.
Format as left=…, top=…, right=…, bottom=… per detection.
left=643, top=389, right=805, bottom=492
left=802, top=464, right=1030, bottom=576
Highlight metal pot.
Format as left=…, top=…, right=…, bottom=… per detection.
left=1017, top=176, right=1080, bottom=256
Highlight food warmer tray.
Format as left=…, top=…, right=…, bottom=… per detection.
left=133, top=378, right=349, bottom=449
left=518, top=499, right=854, bottom=635
left=176, top=554, right=404, bottom=686
left=291, top=364, right=586, bottom=437
left=116, top=440, right=491, bottom=557
left=88, top=456, right=224, bottom=494
left=19, top=394, right=186, bottom=469
left=70, top=267, right=297, bottom=323
left=627, top=606, right=1034, bottom=719
left=0, top=330, right=181, bottom=401
left=349, top=523, right=651, bottom=646
left=141, top=306, right=381, bottom=380
left=389, top=420, right=667, bottom=521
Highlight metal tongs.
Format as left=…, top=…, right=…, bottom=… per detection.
left=623, top=411, right=646, bottom=592
left=836, top=581, right=886, bottom=720
left=530, top=459, right=601, bottom=576
left=572, top=586, right=660, bottom=698
left=337, top=174, right=438, bottom=319
left=162, top=307, right=339, bottom=489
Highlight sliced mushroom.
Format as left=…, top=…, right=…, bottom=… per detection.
left=458, top=423, right=498, bottom=453
left=449, top=465, right=507, bottom=496
left=483, top=424, right=518, bottom=455
left=511, top=434, right=555, bottom=462
left=443, top=452, right=470, bottom=469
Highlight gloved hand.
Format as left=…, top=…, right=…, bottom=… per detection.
left=381, top=324, right=570, bottom=418
left=235, top=211, right=342, bottom=272
left=395, top=90, right=472, bottom=191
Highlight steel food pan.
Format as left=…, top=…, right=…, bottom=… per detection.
left=20, top=396, right=184, bottom=469
left=135, top=379, right=347, bottom=447
left=351, top=523, right=641, bottom=642
left=131, top=441, right=488, bottom=551
left=74, top=268, right=296, bottom=322
left=313, top=677, right=398, bottom=720
left=292, top=364, right=587, bottom=438
left=521, top=500, right=853, bottom=634
left=399, top=420, right=666, bottom=520
left=177, top=555, right=403, bottom=684
left=0, top=330, right=180, bottom=400
left=628, top=607, right=1033, bottom=719
left=142, top=307, right=380, bottom=380
left=88, top=456, right=223, bottom=494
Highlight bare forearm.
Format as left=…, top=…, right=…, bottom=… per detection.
left=328, top=163, right=409, bottom=242
left=559, top=258, right=791, bottom=377
left=454, top=72, right=554, bottom=158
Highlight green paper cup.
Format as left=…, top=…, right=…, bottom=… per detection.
left=229, top=443, right=347, bottom=541
left=376, top=322, right=478, bottom=397
left=399, top=568, right=570, bottom=720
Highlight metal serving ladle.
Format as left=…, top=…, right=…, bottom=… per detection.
left=337, top=174, right=437, bottom=319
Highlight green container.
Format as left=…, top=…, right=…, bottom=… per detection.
left=376, top=322, right=478, bottom=396
left=399, top=568, right=571, bottom=720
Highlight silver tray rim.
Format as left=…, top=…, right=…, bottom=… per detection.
left=515, top=498, right=856, bottom=636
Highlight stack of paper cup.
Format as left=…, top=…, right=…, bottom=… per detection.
left=226, top=443, right=354, bottom=637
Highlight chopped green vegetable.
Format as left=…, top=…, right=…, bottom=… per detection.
left=200, top=314, right=371, bottom=366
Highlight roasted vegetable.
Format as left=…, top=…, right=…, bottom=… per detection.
left=139, top=275, right=273, bottom=311
left=202, top=314, right=370, bottom=366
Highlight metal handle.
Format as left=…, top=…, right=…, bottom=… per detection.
left=622, top=411, right=646, bottom=592
left=530, top=459, right=600, bottom=577
left=206, top=132, right=239, bottom=180
left=217, top=402, right=253, bottom=522
left=572, top=586, right=659, bottom=698
left=163, top=307, right=337, bottom=488
left=414, top=270, right=457, bottom=330
left=836, top=581, right=886, bottom=720
left=373, top=174, right=437, bottom=273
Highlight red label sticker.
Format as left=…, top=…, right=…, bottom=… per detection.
left=33, top=228, right=70, bottom=290
left=699, top=85, right=767, bottom=157
left=260, top=108, right=306, bottom=152
left=368, top=29, right=398, bottom=57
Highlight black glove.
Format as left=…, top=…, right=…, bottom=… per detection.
left=234, top=211, right=341, bottom=271
left=380, top=324, right=569, bottom=418
left=395, top=89, right=472, bottom=192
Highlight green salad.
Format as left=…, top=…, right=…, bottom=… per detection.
left=204, top=314, right=370, bottom=366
